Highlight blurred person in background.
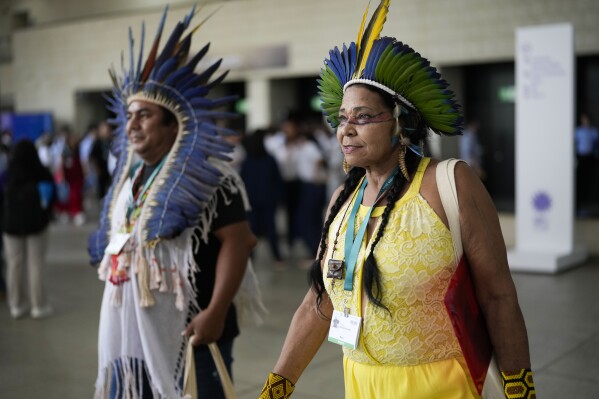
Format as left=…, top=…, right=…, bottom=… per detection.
left=79, top=123, right=98, bottom=196
left=266, top=111, right=328, bottom=264
left=266, top=112, right=303, bottom=255
left=36, top=132, right=55, bottom=169
left=1, top=139, right=55, bottom=319
left=241, top=128, right=285, bottom=268
left=459, top=119, right=485, bottom=180
left=54, top=127, right=85, bottom=226
left=89, top=121, right=113, bottom=200
left=295, top=123, right=328, bottom=266
left=0, top=131, right=9, bottom=299
left=575, top=112, right=599, bottom=214
left=225, top=128, right=247, bottom=173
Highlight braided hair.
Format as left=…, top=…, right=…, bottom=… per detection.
left=309, top=83, right=428, bottom=317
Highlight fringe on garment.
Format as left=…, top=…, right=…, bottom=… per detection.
left=97, top=169, right=267, bottom=326
left=95, top=356, right=189, bottom=399
left=95, top=164, right=267, bottom=399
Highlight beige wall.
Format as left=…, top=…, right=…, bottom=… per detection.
left=2, top=0, right=599, bottom=127
left=0, top=64, right=13, bottom=98
left=11, top=0, right=201, bottom=25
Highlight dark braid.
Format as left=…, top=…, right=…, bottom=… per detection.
left=309, top=167, right=365, bottom=317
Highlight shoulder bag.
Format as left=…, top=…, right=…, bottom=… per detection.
left=436, top=158, right=503, bottom=399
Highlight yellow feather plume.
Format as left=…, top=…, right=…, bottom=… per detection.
left=356, top=1, right=371, bottom=51
left=354, top=0, right=390, bottom=79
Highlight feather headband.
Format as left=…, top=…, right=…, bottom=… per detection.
left=88, top=5, right=237, bottom=264
left=318, top=0, right=463, bottom=136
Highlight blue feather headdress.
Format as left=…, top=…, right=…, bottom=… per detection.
left=88, top=5, right=238, bottom=264
left=318, top=0, right=463, bottom=135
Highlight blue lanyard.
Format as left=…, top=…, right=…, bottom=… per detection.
left=126, top=158, right=166, bottom=219
left=343, top=167, right=398, bottom=291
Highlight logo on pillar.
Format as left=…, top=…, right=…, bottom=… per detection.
left=532, top=191, right=551, bottom=230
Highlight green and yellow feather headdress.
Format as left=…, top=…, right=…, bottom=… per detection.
left=318, top=0, right=463, bottom=135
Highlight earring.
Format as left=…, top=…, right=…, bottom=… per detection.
left=343, top=159, right=351, bottom=174
left=399, top=140, right=410, bottom=181
left=395, top=123, right=402, bottom=136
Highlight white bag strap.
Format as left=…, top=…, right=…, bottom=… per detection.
left=435, top=158, right=464, bottom=261
left=208, top=342, right=237, bottom=399
left=437, top=159, right=504, bottom=399
left=183, top=338, right=198, bottom=399
left=183, top=339, right=238, bottom=399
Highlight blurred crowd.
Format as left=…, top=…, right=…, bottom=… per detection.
left=0, top=109, right=347, bottom=312
left=0, top=120, right=114, bottom=312
left=237, top=111, right=344, bottom=269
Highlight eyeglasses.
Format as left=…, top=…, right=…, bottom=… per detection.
left=338, top=111, right=395, bottom=126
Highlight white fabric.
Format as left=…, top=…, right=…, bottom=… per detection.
left=294, top=140, right=327, bottom=184
left=96, top=176, right=194, bottom=398
left=266, top=135, right=298, bottom=181
left=95, top=161, right=266, bottom=398
left=268, top=137, right=327, bottom=184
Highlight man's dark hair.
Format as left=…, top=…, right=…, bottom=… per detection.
left=161, top=106, right=178, bottom=127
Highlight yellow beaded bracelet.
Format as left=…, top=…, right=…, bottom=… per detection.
left=501, top=368, right=536, bottom=399
left=259, top=372, right=295, bottom=399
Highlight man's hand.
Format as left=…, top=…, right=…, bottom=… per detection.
left=183, top=308, right=226, bottom=345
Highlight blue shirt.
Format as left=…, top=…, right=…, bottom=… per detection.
left=575, top=125, right=599, bottom=156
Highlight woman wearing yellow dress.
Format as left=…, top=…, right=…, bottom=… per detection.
left=259, top=1, right=535, bottom=398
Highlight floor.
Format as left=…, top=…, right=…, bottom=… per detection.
left=1, top=216, right=599, bottom=399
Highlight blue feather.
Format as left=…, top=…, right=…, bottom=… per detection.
left=151, top=58, right=179, bottom=82
left=205, top=70, right=229, bottom=89
left=129, top=28, right=135, bottom=83
left=178, top=76, right=205, bottom=94
left=181, top=86, right=209, bottom=99
left=136, top=22, right=145, bottom=80
left=195, top=59, right=223, bottom=84
left=342, top=44, right=351, bottom=82
left=175, top=35, right=192, bottom=63
left=183, top=4, right=196, bottom=27
left=186, top=43, right=210, bottom=70
left=326, top=50, right=343, bottom=83
left=348, top=42, right=357, bottom=78
left=208, top=95, right=237, bottom=109
left=154, top=21, right=185, bottom=68
left=330, top=48, right=346, bottom=83
left=163, top=65, right=193, bottom=88
left=189, top=97, right=214, bottom=108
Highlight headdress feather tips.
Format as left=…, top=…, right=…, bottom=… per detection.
left=88, top=6, right=238, bottom=265
left=318, top=0, right=463, bottom=136
left=355, top=0, right=390, bottom=79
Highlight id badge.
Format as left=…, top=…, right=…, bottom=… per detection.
left=328, top=309, right=362, bottom=349
left=105, top=233, right=131, bottom=255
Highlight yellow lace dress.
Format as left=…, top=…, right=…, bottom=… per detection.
left=323, top=158, right=479, bottom=398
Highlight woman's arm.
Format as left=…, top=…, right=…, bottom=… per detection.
left=271, top=289, right=334, bottom=383
left=260, top=185, right=344, bottom=397
left=455, top=162, right=531, bottom=371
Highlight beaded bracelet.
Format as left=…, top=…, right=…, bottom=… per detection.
left=501, top=368, right=536, bottom=399
left=259, top=372, right=295, bottom=399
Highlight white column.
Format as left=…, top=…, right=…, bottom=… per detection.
left=245, top=77, right=271, bottom=131
left=508, top=23, right=587, bottom=273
